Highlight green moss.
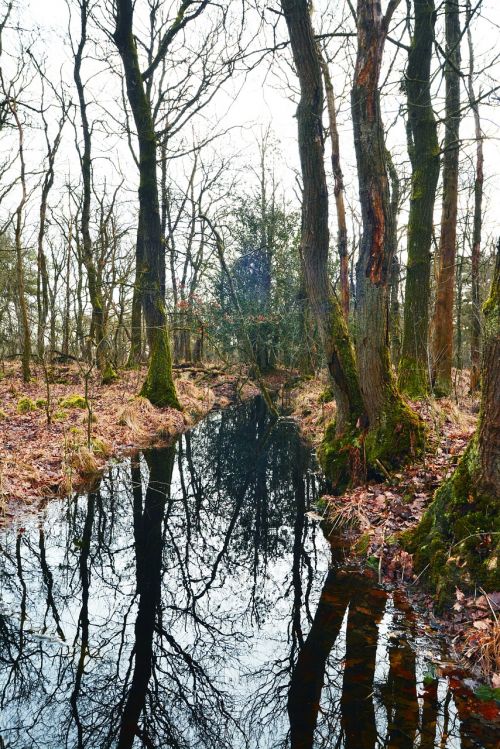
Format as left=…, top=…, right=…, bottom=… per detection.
left=53, top=410, right=67, bottom=421
left=365, top=396, right=425, bottom=473
left=355, top=533, right=371, bottom=555
left=59, top=394, right=87, bottom=409
left=17, top=396, right=36, bottom=414
left=319, top=386, right=334, bottom=404
left=140, top=328, right=181, bottom=410
left=91, top=437, right=111, bottom=457
left=0, top=408, right=7, bottom=420
left=318, top=420, right=361, bottom=492
left=474, top=685, right=500, bottom=702
left=404, top=438, right=500, bottom=608
left=101, top=363, right=118, bottom=385
left=398, top=355, right=430, bottom=398
left=35, top=398, right=47, bottom=409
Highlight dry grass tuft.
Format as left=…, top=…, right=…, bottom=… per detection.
left=288, top=374, right=336, bottom=444
left=67, top=446, right=100, bottom=475
left=464, top=619, right=500, bottom=683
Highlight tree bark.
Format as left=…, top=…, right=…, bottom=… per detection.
left=114, top=0, right=180, bottom=408
left=399, top=0, right=440, bottom=397
left=351, top=0, right=423, bottom=467
left=280, top=0, right=364, bottom=441
left=319, top=52, right=349, bottom=321
left=73, top=0, right=115, bottom=382
left=467, top=1, right=483, bottom=393
left=430, top=0, right=461, bottom=396
left=8, top=97, right=31, bottom=381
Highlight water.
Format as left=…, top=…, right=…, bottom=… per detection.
left=0, top=398, right=497, bottom=748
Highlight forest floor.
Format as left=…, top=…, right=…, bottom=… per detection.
left=0, top=361, right=258, bottom=519
left=287, top=371, right=500, bottom=703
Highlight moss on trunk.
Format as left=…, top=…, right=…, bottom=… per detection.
left=364, top=394, right=425, bottom=470
left=319, top=394, right=425, bottom=491
left=140, top=328, right=181, bottom=410
left=404, top=438, right=499, bottom=607
left=318, top=422, right=362, bottom=493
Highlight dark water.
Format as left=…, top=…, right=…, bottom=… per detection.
left=0, top=398, right=497, bottom=748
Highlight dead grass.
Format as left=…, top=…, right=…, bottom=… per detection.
left=464, top=619, right=500, bottom=683
left=0, top=361, right=254, bottom=517
left=287, top=374, right=336, bottom=444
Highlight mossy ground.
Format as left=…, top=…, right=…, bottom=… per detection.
left=404, top=438, right=500, bottom=608
left=59, top=394, right=87, bottom=409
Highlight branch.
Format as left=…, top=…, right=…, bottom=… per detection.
left=141, top=0, right=211, bottom=82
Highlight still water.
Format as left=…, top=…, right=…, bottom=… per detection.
left=0, top=398, right=497, bottom=748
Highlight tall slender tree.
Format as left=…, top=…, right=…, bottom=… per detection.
left=280, top=0, right=365, bottom=488
left=351, top=0, right=424, bottom=466
left=399, top=0, right=440, bottom=397
left=73, top=0, right=116, bottom=382
left=319, top=51, right=350, bottom=320
left=466, top=0, right=483, bottom=393
left=112, top=0, right=204, bottom=408
left=430, top=0, right=461, bottom=396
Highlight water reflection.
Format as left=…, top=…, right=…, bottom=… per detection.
left=0, top=398, right=497, bottom=748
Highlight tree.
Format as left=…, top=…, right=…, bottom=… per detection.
left=280, top=0, right=365, bottom=489
left=72, top=0, right=116, bottom=382
left=430, top=0, right=461, bottom=396
left=398, top=0, right=440, bottom=397
left=351, top=0, right=424, bottom=466
left=112, top=0, right=188, bottom=408
left=408, top=243, right=499, bottom=604
left=466, top=0, right=484, bottom=393
left=319, top=50, right=349, bottom=320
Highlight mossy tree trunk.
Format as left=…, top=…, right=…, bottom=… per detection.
left=430, top=0, right=461, bottom=397
left=114, top=0, right=180, bottom=408
left=280, top=0, right=364, bottom=435
left=74, top=0, right=115, bottom=384
left=407, top=246, right=499, bottom=604
left=351, top=0, right=424, bottom=469
left=399, top=0, right=440, bottom=398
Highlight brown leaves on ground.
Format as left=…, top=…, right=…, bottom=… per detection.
left=288, top=370, right=500, bottom=685
left=0, top=361, right=258, bottom=519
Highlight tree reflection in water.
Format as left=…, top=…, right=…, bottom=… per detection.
left=0, top=398, right=497, bottom=748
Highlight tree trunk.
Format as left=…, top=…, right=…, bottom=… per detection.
left=399, top=0, right=440, bottom=397
left=319, top=52, right=349, bottom=321
left=114, top=0, right=180, bottom=409
left=467, top=1, right=483, bottom=393
left=351, top=0, right=424, bottom=468
left=73, top=0, right=115, bottom=383
left=430, top=0, right=461, bottom=396
left=9, top=99, right=31, bottom=381
left=280, top=0, right=364, bottom=447
left=408, top=245, right=500, bottom=604
left=126, top=258, right=143, bottom=368
left=389, top=254, right=402, bottom=368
